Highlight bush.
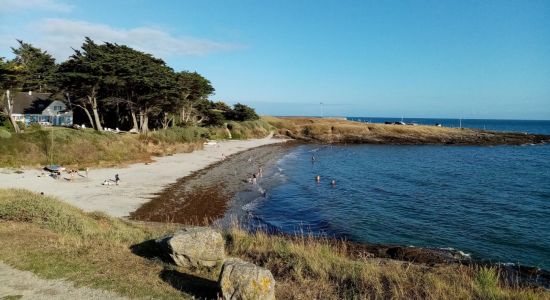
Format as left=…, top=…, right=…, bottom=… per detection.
left=0, top=128, right=11, bottom=138
left=204, top=110, right=226, bottom=127
left=226, top=103, right=259, bottom=121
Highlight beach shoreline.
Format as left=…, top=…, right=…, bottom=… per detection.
left=130, top=142, right=294, bottom=225
left=0, top=135, right=288, bottom=218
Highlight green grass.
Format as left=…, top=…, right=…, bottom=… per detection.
left=227, top=119, right=273, bottom=139
left=0, top=120, right=272, bottom=168
left=1, top=189, right=546, bottom=300
left=0, top=189, right=201, bottom=299
left=0, top=127, right=152, bottom=168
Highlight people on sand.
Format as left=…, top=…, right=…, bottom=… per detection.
left=252, top=173, right=257, bottom=185
left=115, top=174, right=120, bottom=185
left=258, top=166, right=263, bottom=178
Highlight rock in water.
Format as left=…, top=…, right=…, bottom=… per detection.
left=157, top=227, right=225, bottom=268
left=219, top=258, right=275, bottom=300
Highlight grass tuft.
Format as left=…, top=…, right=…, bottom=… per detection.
left=1, top=189, right=548, bottom=299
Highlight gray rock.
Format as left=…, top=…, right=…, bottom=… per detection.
left=157, top=227, right=225, bottom=268
left=219, top=258, right=275, bottom=300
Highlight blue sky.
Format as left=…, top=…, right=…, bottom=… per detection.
left=1, top=0, right=549, bottom=119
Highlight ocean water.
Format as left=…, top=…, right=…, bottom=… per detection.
left=249, top=119, right=550, bottom=269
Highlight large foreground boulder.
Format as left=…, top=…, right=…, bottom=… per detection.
left=219, top=258, right=275, bottom=300
left=156, top=227, right=225, bottom=268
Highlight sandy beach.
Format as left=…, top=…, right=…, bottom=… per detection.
left=0, top=135, right=287, bottom=218
left=130, top=142, right=291, bottom=224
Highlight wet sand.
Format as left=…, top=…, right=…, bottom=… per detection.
left=130, top=143, right=292, bottom=225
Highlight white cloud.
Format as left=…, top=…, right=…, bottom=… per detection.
left=0, top=0, right=73, bottom=13
left=3, top=18, right=241, bottom=61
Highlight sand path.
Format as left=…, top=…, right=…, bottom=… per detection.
left=0, top=135, right=286, bottom=217
left=0, top=262, right=127, bottom=300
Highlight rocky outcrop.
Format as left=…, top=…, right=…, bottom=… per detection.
left=219, top=258, right=275, bottom=300
left=156, top=227, right=225, bottom=268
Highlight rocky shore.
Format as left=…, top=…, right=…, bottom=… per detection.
left=266, top=117, right=550, bottom=145
left=129, top=139, right=550, bottom=290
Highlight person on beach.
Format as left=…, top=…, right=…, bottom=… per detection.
left=252, top=173, right=257, bottom=185
left=85, top=167, right=89, bottom=178
left=258, top=166, right=263, bottom=178
left=115, top=174, right=120, bottom=185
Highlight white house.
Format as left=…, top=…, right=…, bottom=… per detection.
left=11, top=91, right=73, bottom=126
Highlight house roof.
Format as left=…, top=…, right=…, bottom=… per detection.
left=12, top=92, right=56, bottom=114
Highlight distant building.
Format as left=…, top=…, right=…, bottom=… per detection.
left=11, top=91, right=73, bottom=126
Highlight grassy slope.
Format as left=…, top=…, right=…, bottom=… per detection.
left=263, top=116, right=549, bottom=145
left=0, top=189, right=547, bottom=299
left=0, top=120, right=273, bottom=168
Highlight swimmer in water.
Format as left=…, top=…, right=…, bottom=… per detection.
left=331, top=180, right=336, bottom=186
left=315, top=175, right=321, bottom=182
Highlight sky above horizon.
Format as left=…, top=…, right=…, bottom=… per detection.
left=1, top=0, right=549, bottom=119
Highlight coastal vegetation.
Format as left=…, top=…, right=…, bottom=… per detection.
left=1, top=39, right=259, bottom=134
left=1, top=189, right=547, bottom=299
left=264, top=116, right=550, bottom=145
left=0, top=119, right=273, bottom=168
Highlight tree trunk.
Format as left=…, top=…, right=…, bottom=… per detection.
left=5, top=90, right=21, bottom=133
left=92, top=106, right=103, bottom=131
left=142, top=114, right=149, bottom=133
left=130, top=109, right=139, bottom=131
left=162, top=113, right=169, bottom=130
left=75, top=104, right=95, bottom=129
left=139, top=109, right=149, bottom=133
left=87, top=96, right=103, bottom=131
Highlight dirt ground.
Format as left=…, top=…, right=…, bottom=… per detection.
left=0, top=262, right=128, bottom=300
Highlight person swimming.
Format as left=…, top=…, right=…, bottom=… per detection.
left=315, top=175, right=321, bottom=182
left=331, top=180, right=336, bottom=186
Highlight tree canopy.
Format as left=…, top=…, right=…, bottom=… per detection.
left=2, top=38, right=260, bottom=133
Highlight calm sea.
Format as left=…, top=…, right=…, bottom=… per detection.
left=246, top=119, right=550, bottom=269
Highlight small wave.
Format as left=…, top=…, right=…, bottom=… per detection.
left=242, top=191, right=266, bottom=212
left=439, top=247, right=471, bottom=258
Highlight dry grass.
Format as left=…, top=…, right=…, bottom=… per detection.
left=0, top=121, right=272, bottom=168
left=0, top=189, right=218, bottom=299
left=225, top=227, right=548, bottom=300
left=0, top=189, right=547, bottom=299
left=227, top=119, right=273, bottom=139
left=263, top=116, right=545, bottom=145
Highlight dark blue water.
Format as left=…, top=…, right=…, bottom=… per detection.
left=348, top=117, right=550, bottom=135
left=250, top=119, right=550, bottom=269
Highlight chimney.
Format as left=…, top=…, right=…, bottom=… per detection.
left=28, top=90, right=32, bottom=95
